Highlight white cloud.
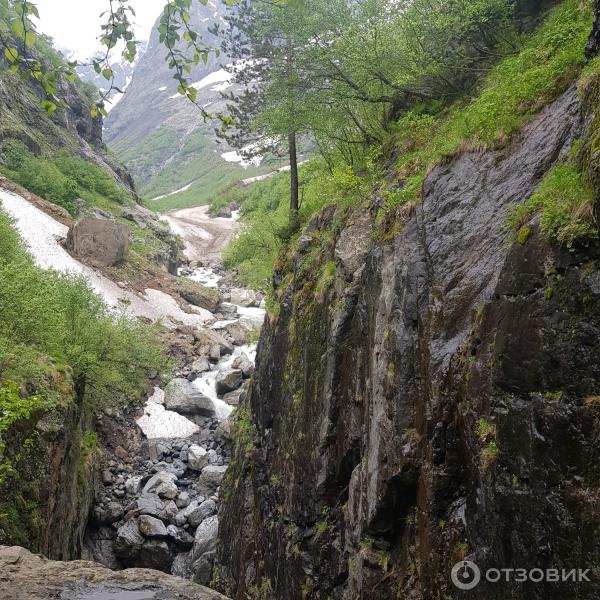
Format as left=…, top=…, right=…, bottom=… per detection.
left=33, top=0, right=165, bottom=59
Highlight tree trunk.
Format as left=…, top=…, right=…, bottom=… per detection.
left=289, top=132, right=299, bottom=212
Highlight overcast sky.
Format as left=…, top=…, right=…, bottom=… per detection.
left=34, top=0, right=166, bottom=58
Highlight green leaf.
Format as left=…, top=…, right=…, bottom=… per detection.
left=3, top=48, right=18, bottom=63
left=102, top=68, right=113, bottom=80
left=41, top=100, right=57, bottom=115
left=24, top=30, right=36, bottom=48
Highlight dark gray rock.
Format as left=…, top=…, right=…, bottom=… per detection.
left=138, top=515, right=168, bottom=538
left=164, top=378, right=216, bottom=417
left=114, top=520, right=145, bottom=559
left=215, top=369, right=243, bottom=396
left=167, top=524, right=195, bottom=550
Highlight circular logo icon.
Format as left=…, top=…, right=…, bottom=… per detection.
left=451, top=560, right=481, bottom=590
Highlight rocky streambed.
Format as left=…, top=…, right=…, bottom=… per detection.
left=83, top=266, right=265, bottom=585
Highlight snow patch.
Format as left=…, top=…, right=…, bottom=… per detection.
left=149, top=183, right=192, bottom=202
left=0, top=188, right=212, bottom=329
left=137, top=387, right=201, bottom=439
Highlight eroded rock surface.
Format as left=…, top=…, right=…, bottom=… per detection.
left=216, top=86, right=600, bottom=600
left=0, top=545, right=229, bottom=600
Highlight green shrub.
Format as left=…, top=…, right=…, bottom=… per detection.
left=224, top=159, right=365, bottom=288
left=387, top=0, right=592, bottom=208
left=1, top=141, right=131, bottom=215
left=0, top=210, right=168, bottom=407
left=508, top=163, right=597, bottom=248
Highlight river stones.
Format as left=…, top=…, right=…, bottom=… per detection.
left=188, top=444, right=209, bottom=471
left=143, top=471, right=179, bottom=499
left=139, top=515, right=168, bottom=537
left=232, top=352, right=254, bottom=378
left=215, top=369, right=243, bottom=396
left=136, top=494, right=166, bottom=518
left=167, top=524, right=195, bottom=550
left=164, top=378, right=216, bottom=417
left=199, top=465, right=227, bottom=491
left=187, top=499, right=217, bottom=528
left=114, top=520, right=145, bottom=559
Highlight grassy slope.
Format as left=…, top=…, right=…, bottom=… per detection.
left=224, top=0, right=596, bottom=288
left=113, top=124, right=275, bottom=212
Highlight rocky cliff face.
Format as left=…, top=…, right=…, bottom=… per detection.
left=0, top=371, right=97, bottom=561
left=0, top=48, right=137, bottom=199
left=215, top=68, right=600, bottom=600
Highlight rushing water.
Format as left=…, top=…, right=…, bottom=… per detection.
left=137, top=266, right=265, bottom=438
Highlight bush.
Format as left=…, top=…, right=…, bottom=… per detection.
left=508, top=163, right=597, bottom=248
left=0, top=141, right=130, bottom=215
left=223, top=159, right=365, bottom=288
left=0, top=210, right=168, bottom=407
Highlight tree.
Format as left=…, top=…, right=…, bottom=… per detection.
left=215, top=0, right=319, bottom=213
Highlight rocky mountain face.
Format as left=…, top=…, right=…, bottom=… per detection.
left=0, top=53, right=136, bottom=198
left=215, top=19, right=600, bottom=600
left=103, top=1, right=267, bottom=206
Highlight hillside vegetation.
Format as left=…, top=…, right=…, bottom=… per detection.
left=223, top=0, right=597, bottom=289
left=0, top=208, right=167, bottom=543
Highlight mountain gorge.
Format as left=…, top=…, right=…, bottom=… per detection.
left=1, top=0, right=600, bottom=599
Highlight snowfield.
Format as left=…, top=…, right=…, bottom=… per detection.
left=0, top=187, right=213, bottom=328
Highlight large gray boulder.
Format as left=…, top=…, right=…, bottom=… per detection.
left=192, top=516, right=219, bottom=560
left=187, top=499, right=217, bottom=528
left=166, top=524, right=195, bottom=550
left=215, top=369, right=243, bottom=396
left=65, top=217, right=129, bottom=267
left=114, top=520, right=145, bottom=559
left=0, top=545, right=229, bottom=599
left=171, top=550, right=194, bottom=579
left=139, top=539, right=174, bottom=571
left=138, top=515, right=168, bottom=538
left=136, top=494, right=166, bottom=518
left=230, top=288, right=260, bottom=307
left=187, top=444, right=209, bottom=471
left=232, top=352, right=254, bottom=378
left=164, top=378, right=215, bottom=417
left=142, top=471, right=178, bottom=499
left=199, top=465, right=227, bottom=491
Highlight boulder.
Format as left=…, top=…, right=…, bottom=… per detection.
left=177, top=280, right=223, bottom=312
left=171, top=550, right=194, bottom=579
left=114, top=520, right=145, bottom=559
left=0, top=545, right=227, bottom=599
left=187, top=444, right=209, bottom=472
left=192, top=516, right=219, bottom=560
left=139, top=539, right=174, bottom=572
left=190, top=357, right=211, bottom=374
left=195, top=330, right=234, bottom=356
left=192, top=551, right=216, bottom=586
left=138, top=515, right=168, bottom=538
left=136, top=494, right=166, bottom=518
left=142, top=471, right=178, bottom=500
left=199, top=465, right=227, bottom=491
left=216, top=369, right=243, bottom=396
left=176, top=491, right=191, bottom=509
left=232, top=352, right=254, bottom=378
left=223, top=388, right=245, bottom=407
left=125, top=475, right=144, bottom=496
left=230, top=288, right=259, bottom=307
left=164, top=378, right=216, bottom=417
left=166, top=525, right=195, bottom=550
left=65, top=217, right=129, bottom=267
left=187, top=499, right=217, bottom=528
